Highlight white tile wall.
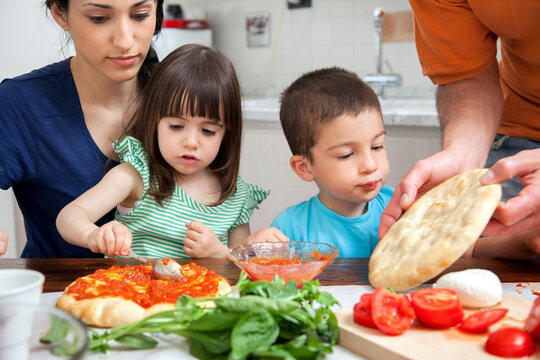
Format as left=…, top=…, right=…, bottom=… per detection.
left=168, top=0, right=433, bottom=97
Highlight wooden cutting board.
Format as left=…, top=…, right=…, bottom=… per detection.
left=336, top=294, right=539, bottom=360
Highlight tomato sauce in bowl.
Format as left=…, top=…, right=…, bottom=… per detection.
left=229, top=241, right=338, bottom=286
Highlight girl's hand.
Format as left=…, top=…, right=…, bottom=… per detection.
left=88, top=221, right=132, bottom=258
left=246, top=227, right=289, bottom=244
left=183, top=221, right=228, bottom=258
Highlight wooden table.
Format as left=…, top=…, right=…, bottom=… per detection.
left=1, top=257, right=539, bottom=293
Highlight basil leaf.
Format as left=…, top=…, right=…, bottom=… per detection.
left=180, top=329, right=231, bottom=354
left=188, top=311, right=240, bottom=331
left=188, top=338, right=228, bottom=360
left=115, top=333, right=158, bottom=349
left=230, top=308, right=279, bottom=359
left=316, top=291, right=340, bottom=307
left=40, top=314, right=84, bottom=356
left=315, top=307, right=339, bottom=344
left=214, top=296, right=300, bottom=314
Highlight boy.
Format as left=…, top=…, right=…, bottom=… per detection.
left=249, top=67, right=393, bottom=257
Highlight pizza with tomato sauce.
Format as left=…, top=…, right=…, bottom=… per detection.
left=56, top=263, right=231, bottom=328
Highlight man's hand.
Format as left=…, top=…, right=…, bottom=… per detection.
left=88, top=221, right=132, bottom=258
left=246, top=227, right=289, bottom=244
left=183, top=221, right=228, bottom=258
left=379, top=149, right=473, bottom=239
left=481, top=149, right=540, bottom=236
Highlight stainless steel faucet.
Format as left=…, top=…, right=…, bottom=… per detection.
left=363, top=7, right=402, bottom=97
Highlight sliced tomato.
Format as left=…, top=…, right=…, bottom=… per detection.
left=353, top=293, right=377, bottom=328
left=524, top=296, right=540, bottom=342
left=485, top=328, right=536, bottom=358
left=371, top=287, right=415, bottom=336
left=459, top=308, right=508, bottom=333
left=411, top=288, right=463, bottom=329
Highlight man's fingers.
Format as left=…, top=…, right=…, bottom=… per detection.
left=492, top=194, right=537, bottom=226
left=482, top=213, right=540, bottom=237
left=379, top=188, right=405, bottom=239
left=481, top=149, right=540, bottom=185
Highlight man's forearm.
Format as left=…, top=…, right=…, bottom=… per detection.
left=436, top=61, right=504, bottom=168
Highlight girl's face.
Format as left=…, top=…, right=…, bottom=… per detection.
left=157, top=115, right=226, bottom=179
left=54, top=0, right=156, bottom=83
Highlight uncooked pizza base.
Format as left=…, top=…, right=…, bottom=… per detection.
left=56, top=264, right=231, bottom=328
left=369, top=169, right=501, bottom=291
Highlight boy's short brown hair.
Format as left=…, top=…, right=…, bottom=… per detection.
left=280, top=67, right=382, bottom=160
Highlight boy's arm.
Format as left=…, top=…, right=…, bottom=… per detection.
left=245, top=227, right=289, bottom=244
left=56, top=163, right=143, bottom=254
left=228, top=223, right=251, bottom=248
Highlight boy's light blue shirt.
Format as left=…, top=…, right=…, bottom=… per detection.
left=270, top=186, right=394, bottom=258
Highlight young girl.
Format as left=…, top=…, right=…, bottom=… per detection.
left=56, top=44, right=268, bottom=259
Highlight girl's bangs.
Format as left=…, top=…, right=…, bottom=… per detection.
left=160, top=80, right=223, bottom=124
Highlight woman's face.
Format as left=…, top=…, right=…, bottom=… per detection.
left=54, top=0, right=157, bottom=83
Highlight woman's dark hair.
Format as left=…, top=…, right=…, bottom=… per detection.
left=45, top=0, right=164, bottom=88
left=127, top=44, right=243, bottom=206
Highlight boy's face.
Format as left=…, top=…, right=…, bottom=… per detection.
left=305, top=110, right=389, bottom=214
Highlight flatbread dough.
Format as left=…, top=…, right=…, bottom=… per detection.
left=56, top=263, right=231, bottom=328
left=369, top=169, right=501, bottom=291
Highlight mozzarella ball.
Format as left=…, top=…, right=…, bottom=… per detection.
left=433, top=269, right=502, bottom=308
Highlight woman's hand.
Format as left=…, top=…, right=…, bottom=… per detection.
left=0, top=230, right=8, bottom=260
left=183, top=221, right=228, bottom=258
left=88, top=221, right=132, bottom=258
left=246, top=227, right=289, bottom=244
left=481, top=149, right=540, bottom=236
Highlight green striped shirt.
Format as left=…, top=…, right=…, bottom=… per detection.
left=113, top=136, right=269, bottom=258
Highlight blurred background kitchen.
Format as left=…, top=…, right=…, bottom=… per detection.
left=1, top=0, right=440, bottom=257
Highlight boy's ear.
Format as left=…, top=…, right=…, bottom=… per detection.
left=50, top=4, right=70, bottom=31
left=290, top=155, right=314, bottom=182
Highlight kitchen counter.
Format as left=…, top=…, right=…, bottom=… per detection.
left=242, top=97, right=439, bottom=128
left=1, top=257, right=539, bottom=292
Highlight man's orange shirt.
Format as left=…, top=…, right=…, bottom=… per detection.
left=410, top=0, right=540, bottom=141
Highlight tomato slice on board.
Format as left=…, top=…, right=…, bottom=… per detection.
left=458, top=308, right=508, bottom=333
left=524, top=296, right=540, bottom=342
left=485, top=328, right=536, bottom=358
left=371, top=287, right=415, bottom=336
left=353, top=293, right=377, bottom=328
left=411, top=288, right=464, bottom=329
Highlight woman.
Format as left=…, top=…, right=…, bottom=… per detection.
left=0, top=0, right=164, bottom=258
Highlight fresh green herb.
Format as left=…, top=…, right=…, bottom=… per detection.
left=39, top=314, right=85, bottom=356
left=86, top=271, right=340, bottom=359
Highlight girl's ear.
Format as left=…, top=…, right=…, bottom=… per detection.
left=290, top=155, right=314, bottom=182
left=50, top=3, right=70, bottom=31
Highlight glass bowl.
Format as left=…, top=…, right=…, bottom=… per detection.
left=229, top=241, right=339, bottom=285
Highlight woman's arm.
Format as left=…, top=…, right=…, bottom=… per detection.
left=56, top=163, right=143, bottom=257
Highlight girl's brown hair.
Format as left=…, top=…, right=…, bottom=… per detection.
left=127, top=44, right=243, bottom=206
